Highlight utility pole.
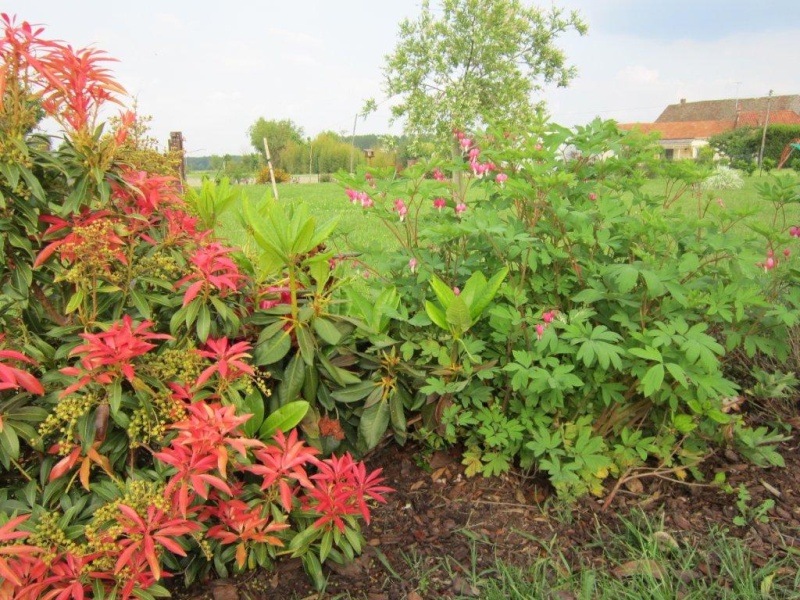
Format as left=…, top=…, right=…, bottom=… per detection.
left=262, top=137, right=279, bottom=200
left=758, top=90, right=774, bottom=175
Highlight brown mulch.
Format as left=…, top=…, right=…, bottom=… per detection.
left=180, top=433, right=800, bottom=600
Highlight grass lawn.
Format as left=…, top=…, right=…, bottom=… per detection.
left=216, top=170, right=800, bottom=258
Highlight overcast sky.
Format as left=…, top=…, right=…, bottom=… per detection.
left=5, top=1, right=799, bottom=156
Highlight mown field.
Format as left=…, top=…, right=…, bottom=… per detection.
left=216, top=170, right=800, bottom=256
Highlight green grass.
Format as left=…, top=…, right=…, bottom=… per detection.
left=391, top=511, right=800, bottom=600
left=216, top=182, right=384, bottom=257
left=216, top=170, right=800, bottom=261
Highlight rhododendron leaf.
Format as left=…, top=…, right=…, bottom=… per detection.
left=253, top=331, right=292, bottom=366
left=389, top=391, right=407, bottom=434
left=359, top=400, right=389, bottom=450
left=425, top=301, right=448, bottom=331
left=291, top=217, right=317, bottom=255
left=331, top=381, right=379, bottom=404
left=242, top=390, right=266, bottom=436
left=259, top=400, right=309, bottom=439
left=429, top=274, right=456, bottom=308
left=445, top=296, right=471, bottom=335
left=312, top=318, right=342, bottom=346
left=279, top=354, right=306, bottom=405
left=469, top=267, right=509, bottom=322
left=459, top=271, right=486, bottom=309
left=296, top=324, right=315, bottom=366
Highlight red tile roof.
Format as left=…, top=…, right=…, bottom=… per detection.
left=617, top=120, right=735, bottom=140
left=736, top=110, right=800, bottom=127
left=656, top=95, right=800, bottom=122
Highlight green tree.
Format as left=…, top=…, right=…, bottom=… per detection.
left=380, top=0, right=586, bottom=153
left=248, top=118, right=304, bottom=169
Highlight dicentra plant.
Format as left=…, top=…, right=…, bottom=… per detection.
left=340, top=117, right=799, bottom=498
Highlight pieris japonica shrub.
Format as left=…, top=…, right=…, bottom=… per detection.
left=0, top=15, right=390, bottom=598
left=340, top=117, right=799, bottom=498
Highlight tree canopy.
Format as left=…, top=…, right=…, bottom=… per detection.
left=248, top=118, right=304, bottom=169
left=381, top=0, right=586, bottom=148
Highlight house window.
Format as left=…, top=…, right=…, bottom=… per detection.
left=665, top=149, right=674, bottom=161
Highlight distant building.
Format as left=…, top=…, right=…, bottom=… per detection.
left=618, top=95, right=800, bottom=160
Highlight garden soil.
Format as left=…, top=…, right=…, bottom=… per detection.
left=175, top=430, right=800, bottom=600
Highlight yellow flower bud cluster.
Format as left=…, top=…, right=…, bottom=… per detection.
left=143, top=345, right=204, bottom=385
left=38, top=392, right=99, bottom=448
left=29, top=511, right=83, bottom=563
left=127, top=391, right=187, bottom=447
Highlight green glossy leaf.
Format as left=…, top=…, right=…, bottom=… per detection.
left=469, top=266, right=508, bottom=322
left=425, top=301, right=448, bottom=331
left=445, top=296, right=471, bottom=335
left=359, top=400, right=390, bottom=450
left=279, top=353, right=306, bottom=405
left=312, top=318, right=342, bottom=346
left=259, top=400, right=310, bottom=438
left=296, top=324, right=315, bottom=366
left=429, top=274, right=456, bottom=308
left=242, top=390, right=266, bottom=437
left=253, top=331, right=291, bottom=365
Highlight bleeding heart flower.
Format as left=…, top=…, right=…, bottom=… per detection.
left=453, top=287, right=460, bottom=296
left=536, top=324, right=545, bottom=340
left=588, top=192, right=597, bottom=201
left=409, top=258, right=418, bottom=273
left=496, top=173, right=508, bottom=185
left=455, top=203, right=467, bottom=215
left=433, top=197, right=446, bottom=212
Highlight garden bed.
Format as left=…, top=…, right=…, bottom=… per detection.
left=177, top=422, right=800, bottom=599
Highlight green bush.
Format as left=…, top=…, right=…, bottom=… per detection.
left=340, top=117, right=798, bottom=498
left=256, top=166, right=291, bottom=184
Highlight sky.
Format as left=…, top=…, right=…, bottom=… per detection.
left=4, top=0, right=800, bottom=156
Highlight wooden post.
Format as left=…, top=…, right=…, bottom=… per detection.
left=168, top=131, right=186, bottom=188
left=262, top=137, right=279, bottom=200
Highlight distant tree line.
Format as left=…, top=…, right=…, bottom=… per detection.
left=185, top=119, right=441, bottom=179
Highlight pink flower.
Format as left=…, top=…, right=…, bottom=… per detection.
left=346, top=188, right=358, bottom=203
left=542, top=311, right=554, bottom=324
left=535, top=324, right=545, bottom=340
left=766, top=257, right=776, bottom=270
left=394, top=198, right=407, bottom=221
left=790, top=226, right=800, bottom=238
left=468, top=148, right=480, bottom=160
left=496, top=173, right=508, bottom=185
left=432, top=168, right=446, bottom=181
left=453, top=287, right=460, bottom=296
left=588, top=192, right=597, bottom=201
left=460, top=137, right=472, bottom=149
left=784, top=248, right=791, bottom=257
left=433, top=197, right=446, bottom=212
left=409, top=258, right=418, bottom=273
left=455, top=203, right=467, bottom=216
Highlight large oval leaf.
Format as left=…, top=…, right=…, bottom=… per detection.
left=259, top=400, right=310, bottom=439
left=359, top=400, right=389, bottom=450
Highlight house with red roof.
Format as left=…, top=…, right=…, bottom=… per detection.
left=618, top=95, right=800, bottom=160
